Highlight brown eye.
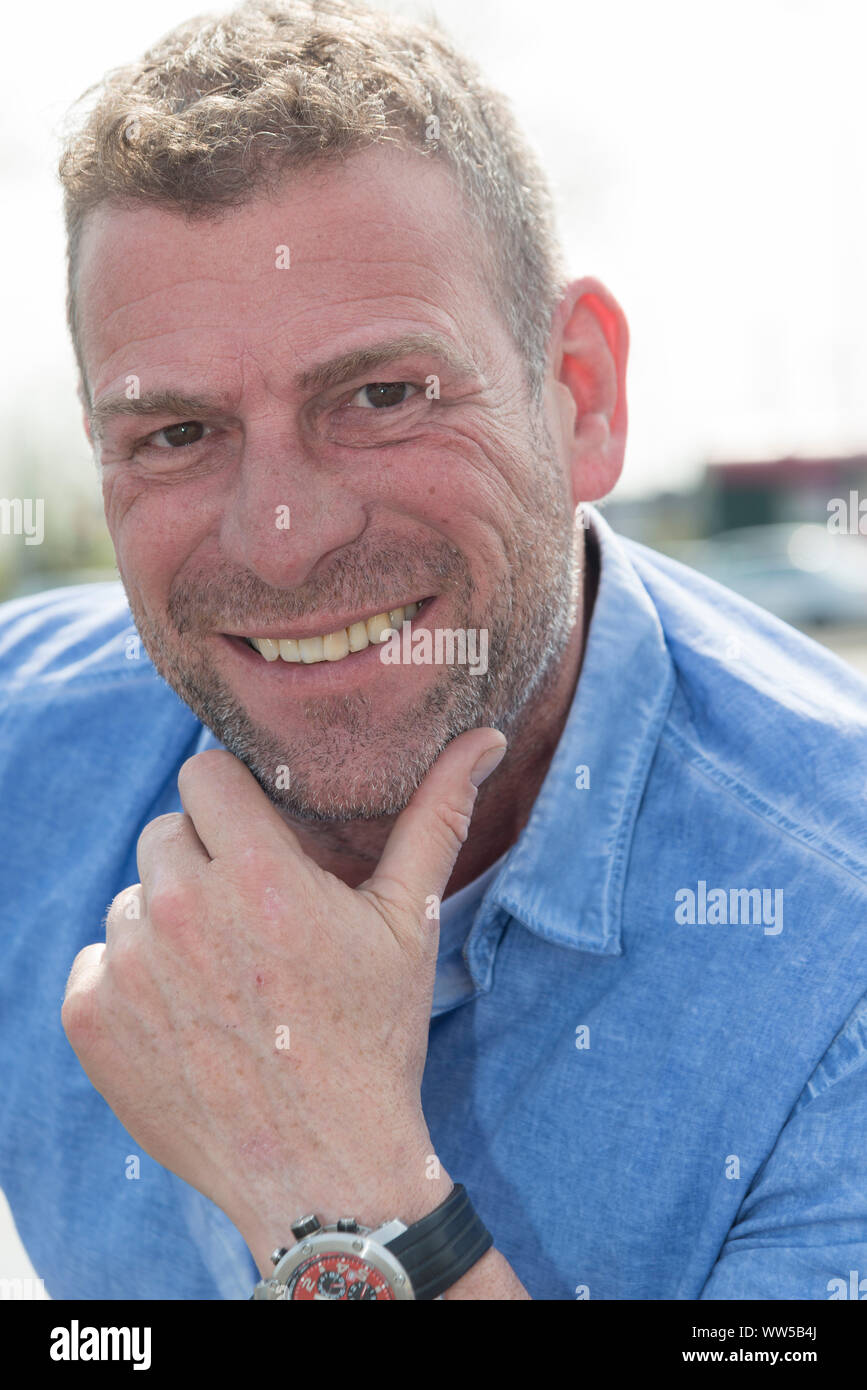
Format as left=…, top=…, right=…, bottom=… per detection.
left=352, top=382, right=418, bottom=408
left=150, top=421, right=208, bottom=448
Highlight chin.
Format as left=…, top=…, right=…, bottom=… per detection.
left=254, top=763, right=426, bottom=823
left=228, top=726, right=437, bottom=823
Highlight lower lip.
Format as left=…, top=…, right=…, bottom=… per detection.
left=218, top=598, right=440, bottom=691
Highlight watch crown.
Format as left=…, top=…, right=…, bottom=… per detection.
left=270, top=1247, right=289, bottom=1267
left=290, top=1214, right=321, bottom=1241
left=336, top=1218, right=359, bottom=1232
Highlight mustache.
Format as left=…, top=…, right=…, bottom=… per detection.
left=165, top=541, right=473, bottom=634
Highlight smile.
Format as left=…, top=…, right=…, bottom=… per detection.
left=242, top=598, right=429, bottom=665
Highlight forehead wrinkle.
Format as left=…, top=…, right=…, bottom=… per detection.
left=87, top=274, right=238, bottom=346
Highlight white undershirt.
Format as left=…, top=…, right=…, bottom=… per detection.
left=431, top=851, right=510, bottom=1016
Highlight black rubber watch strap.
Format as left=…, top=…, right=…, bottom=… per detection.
left=385, top=1183, right=493, bottom=1300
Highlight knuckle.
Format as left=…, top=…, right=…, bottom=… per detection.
left=138, top=812, right=187, bottom=850
left=433, top=800, right=472, bottom=852
left=178, top=747, right=230, bottom=786
left=61, top=979, right=99, bottom=1042
left=148, top=881, right=200, bottom=936
left=107, top=885, right=141, bottom=927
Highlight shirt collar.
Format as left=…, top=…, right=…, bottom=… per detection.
left=486, top=505, right=676, bottom=956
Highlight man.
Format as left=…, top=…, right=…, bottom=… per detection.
left=1, top=0, right=865, bottom=1301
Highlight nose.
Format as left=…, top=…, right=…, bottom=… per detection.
left=218, top=417, right=368, bottom=589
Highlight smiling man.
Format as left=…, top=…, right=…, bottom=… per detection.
left=1, top=0, right=866, bottom=1303
left=79, top=141, right=594, bottom=879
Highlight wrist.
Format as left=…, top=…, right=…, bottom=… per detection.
left=240, top=1154, right=454, bottom=1279
left=250, top=1172, right=495, bottom=1301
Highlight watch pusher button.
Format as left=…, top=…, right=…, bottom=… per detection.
left=290, top=1214, right=322, bottom=1240
left=336, top=1218, right=359, bottom=1232
left=270, top=1247, right=289, bottom=1266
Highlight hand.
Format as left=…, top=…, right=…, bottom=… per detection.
left=61, top=728, right=507, bottom=1266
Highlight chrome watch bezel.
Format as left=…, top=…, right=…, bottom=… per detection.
left=269, top=1227, right=416, bottom=1300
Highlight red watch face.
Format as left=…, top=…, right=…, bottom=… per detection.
left=286, top=1253, right=396, bottom=1300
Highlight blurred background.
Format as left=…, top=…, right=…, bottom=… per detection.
left=1, top=0, right=865, bottom=1293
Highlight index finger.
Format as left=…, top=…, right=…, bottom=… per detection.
left=176, top=748, right=306, bottom=862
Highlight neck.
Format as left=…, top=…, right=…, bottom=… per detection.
left=280, top=524, right=599, bottom=898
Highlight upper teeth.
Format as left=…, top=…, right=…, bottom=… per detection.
left=249, top=601, right=422, bottom=664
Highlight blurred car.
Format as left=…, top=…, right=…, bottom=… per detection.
left=670, top=523, right=867, bottom=627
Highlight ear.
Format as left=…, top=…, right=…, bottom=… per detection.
left=550, top=276, right=629, bottom=507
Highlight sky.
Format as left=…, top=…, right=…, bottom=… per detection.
left=1, top=0, right=865, bottom=503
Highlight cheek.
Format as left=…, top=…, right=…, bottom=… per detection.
left=396, top=431, right=510, bottom=523
left=101, top=467, right=151, bottom=542
left=103, top=476, right=194, bottom=603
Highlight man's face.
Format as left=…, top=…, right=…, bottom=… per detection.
left=77, top=145, right=581, bottom=821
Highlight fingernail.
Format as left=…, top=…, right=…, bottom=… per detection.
left=470, top=740, right=507, bottom=787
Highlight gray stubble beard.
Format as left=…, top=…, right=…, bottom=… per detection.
left=125, top=430, right=583, bottom=823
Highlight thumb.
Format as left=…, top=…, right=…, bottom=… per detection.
left=363, top=728, right=508, bottom=928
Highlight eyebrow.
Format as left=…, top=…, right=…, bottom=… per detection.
left=90, top=333, right=480, bottom=442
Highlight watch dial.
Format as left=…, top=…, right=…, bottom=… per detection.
left=286, top=1253, right=396, bottom=1301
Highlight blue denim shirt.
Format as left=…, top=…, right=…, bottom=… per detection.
left=1, top=507, right=866, bottom=1300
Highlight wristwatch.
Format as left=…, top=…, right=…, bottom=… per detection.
left=251, top=1182, right=492, bottom=1300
